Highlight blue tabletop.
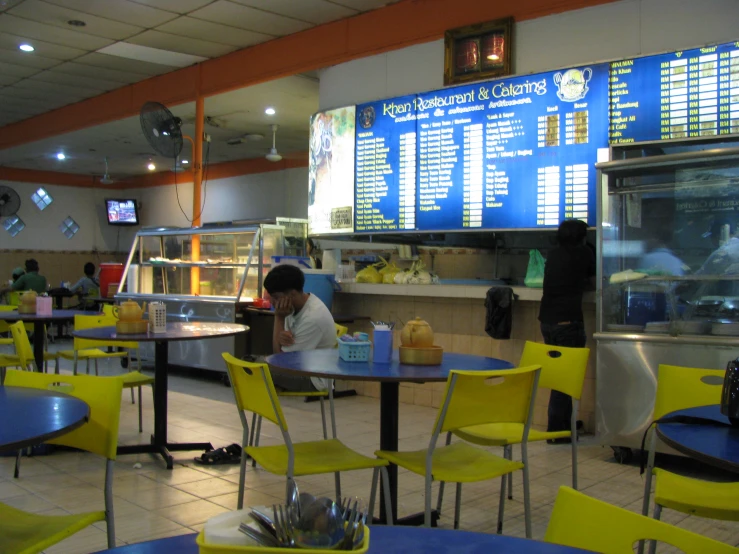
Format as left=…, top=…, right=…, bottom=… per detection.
left=266, top=349, right=514, bottom=382
left=0, top=386, right=89, bottom=454
left=0, top=309, right=100, bottom=322
left=73, top=322, right=249, bottom=343
left=656, top=405, right=739, bottom=473
left=99, top=527, right=591, bottom=553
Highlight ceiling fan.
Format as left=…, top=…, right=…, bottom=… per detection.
left=226, top=132, right=265, bottom=146
left=265, top=124, right=282, bottom=162
left=99, top=157, right=115, bottom=185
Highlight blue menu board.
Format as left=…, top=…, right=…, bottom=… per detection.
left=414, top=64, right=609, bottom=230
left=610, top=40, right=739, bottom=144
left=354, top=95, right=418, bottom=232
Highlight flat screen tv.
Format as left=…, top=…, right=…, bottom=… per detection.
left=106, top=199, right=139, bottom=226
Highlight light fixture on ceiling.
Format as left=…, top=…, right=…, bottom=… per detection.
left=265, top=107, right=276, bottom=116
left=56, top=152, right=66, bottom=160
left=67, top=19, right=86, bottom=27
left=181, top=159, right=189, bottom=165
left=487, top=53, right=500, bottom=61
left=147, top=162, right=156, bottom=171
left=19, top=44, right=34, bottom=52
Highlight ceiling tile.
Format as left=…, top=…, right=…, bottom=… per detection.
left=126, top=30, right=236, bottom=58
left=0, top=61, right=43, bottom=78
left=130, top=0, right=219, bottom=13
left=331, top=0, right=400, bottom=10
left=0, top=32, right=87, bottom=61
left=74, top=52, right=178, bottom=77
left=0, top=48, right=63, bottom=70
left=2, top=83, right=87, bottom=102
left=0, top=73, right=23, bottom=86
left=0, top=15, right=114, bottom=50
left=51, top=61, right=152, bottom=84
left=156, top=16, right=275, bottom=47
left=190, top=1, right=312, bottom=35
left=230, top=0, right=357, bottom=25
left=0, top=0, right=24, bottom=13
left=9, top=0, right=144, bottom=41
left=28, top=70, right=124, bottom=92
left=43, top=0, right=179, bottom=27
left=11, top=78, right=99, bottom=99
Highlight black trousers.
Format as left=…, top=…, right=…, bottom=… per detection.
left=540, top=321, right=586, bottom=432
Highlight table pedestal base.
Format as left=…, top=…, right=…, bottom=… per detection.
left=118, top=439, right=213, bottom=470
left=374, top=511, right=439, bottom=527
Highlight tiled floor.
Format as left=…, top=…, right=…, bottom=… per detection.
left=2, top=340, right=739, bottom=553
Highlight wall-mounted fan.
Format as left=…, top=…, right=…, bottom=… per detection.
left=0, top=185, right=20, bottom=216
left=266, top=124, right=282, bottom=162
left=99, top=157, right=115, bottom=185
left=140, top=101, right=185, bottom=159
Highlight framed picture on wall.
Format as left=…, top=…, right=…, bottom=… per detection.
left=444, top=17, right=513, bottom=86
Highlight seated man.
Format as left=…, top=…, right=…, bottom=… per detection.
left=0, top=258, right=47, bottom=295
left=264, top=264, right=335, bottom=392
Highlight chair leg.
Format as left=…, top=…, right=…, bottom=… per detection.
left=328, top=381, right=337, bottom=439
left=94, top=359, right=99, bottom=376
left=138, top=386, right=143, bottom=433
left=238, top=427, right=249, bottom=510
left=130, top=387, right=135, bottom=404
left=14, top=449, right=22, bottom=479
left=380, top=466, right=394, bottom=525
left=435, top=431, right=453, bottom=515
left=319, top=397, right=328, bottom=440
left=334, top=472, right=342, bottom=504
left=252, top=416, right=262, bottom=468
left=647, top=505, right=663, bottom=554
left=368, top=467, right=380, bottom=520
left=453, top=482, right=462, bottom=530
left=505, top=445, right=513, bottom=499
left=571, top=402, right=579, bottom=490
left=424, top=475, right=433, bottom=527
left=55, top=357, right=59, bottom=375
left=105, top=459, right=116, bottom=549
left=522, top=443, right=532, bottom=539
left=497, top=472, right=506, bottom=534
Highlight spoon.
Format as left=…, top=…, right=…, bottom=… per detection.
left=293, top=497, right=345, bottom=550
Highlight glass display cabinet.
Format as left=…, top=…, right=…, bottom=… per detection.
left=116, top=224, right=285, bottom=371
left=595, top=137, right=739, bottom=458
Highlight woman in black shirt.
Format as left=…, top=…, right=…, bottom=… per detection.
left=538, top=219, right=596, bottom=436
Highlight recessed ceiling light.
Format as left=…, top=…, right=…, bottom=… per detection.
left=56, top=152, right=66, bottom=160
left=147, top=162, right=156, bottom=171
left=265, top=107, right=276, bottom=116
left=181, top=159, right=189, bottom=164
left=487, top=54, right=500, bottom=61
left=67, top=19, right=86, bottom=27
left=19, top=44, right=34, bottom=52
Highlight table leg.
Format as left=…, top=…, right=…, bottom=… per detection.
left=117, top=340, right=213, bottom=469
left=32, top=321, right=44, bottom=372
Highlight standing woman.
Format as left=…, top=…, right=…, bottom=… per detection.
left=538, top=219, right=596, bottom=439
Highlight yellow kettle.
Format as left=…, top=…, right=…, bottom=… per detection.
left=400, top=317, right=434, bottom=347
left=18, top=290, right=38, bottom=314
left=114, top=300, right=147, bottom=322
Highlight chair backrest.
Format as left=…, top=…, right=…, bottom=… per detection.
left=519, top=341, right=590, bottom=400
left=4, top=369, right=123, bottom=460
left=334, top=323, right=348, bottom=349
left=0, top=305, right=14, bottom=333
left=73, top=314, right=138, bottom=350
left=102, top=304, right=116, bottom=318
left=223, top=353, right=288, bottom=431
left=7, top=291, right=21, bottom=306
left=434, top=365, right=541, bottom=435
left=9, top=320, right=34, bottom=370
left=87, top=287, right=100, bottom=298
left=654, top=364, right=725, bottom=420
left=545, top=486, right=739, bottom=553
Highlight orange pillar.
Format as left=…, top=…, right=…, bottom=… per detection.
left=191, top=95, right=204, bottom=295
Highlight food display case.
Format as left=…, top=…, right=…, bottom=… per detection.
left=116, top=223, right=285, bottom=372
left=595, top=138, right=739, bottom=460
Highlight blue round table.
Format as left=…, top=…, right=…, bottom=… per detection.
left=266, top=349, right=514, bottom=526
left=73, top=322, right=249, bottom=469
left=0, top=386, right=89, bottom=454
left=98, top=527, right=592, bottom=553
left=656, top=404, right=739, bottom=473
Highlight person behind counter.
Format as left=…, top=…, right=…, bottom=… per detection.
left=538, top=219, right=595, bottom=441
left=307, top=238, right=322, bottom=269
left=264, top=264, right=335, bottom=392
left=0, top=259, right=47, bottom=295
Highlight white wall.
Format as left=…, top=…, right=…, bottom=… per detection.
left=136, top=167, right=309, bottom=227
left=319, top=0, right=739, bottom=109
left=0, top=180, right=139, bottom=251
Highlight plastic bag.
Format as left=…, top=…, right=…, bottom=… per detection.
left=524, top=249, right=545, bottom=288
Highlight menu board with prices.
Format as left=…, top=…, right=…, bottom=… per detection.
left=609, top=40, right=739, bottom=144
left=413, top=64, right=609, bottom=231
left=354, top=96, right=417, bottom=233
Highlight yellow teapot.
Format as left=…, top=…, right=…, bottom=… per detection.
left=18, top=290, right=38, bottom=314
left=400, top=317, right=434, bottom=348
left=114, top=300, right=147, bottom=322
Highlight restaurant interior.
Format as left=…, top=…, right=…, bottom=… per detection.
left=1, top=0, right=739, bottom=552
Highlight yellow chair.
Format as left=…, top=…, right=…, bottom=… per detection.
left=0, top=305, right=16, bottom=346
left=376, top=365, right=542, bottom=535
left=8, top=320, right=60, bottom=374
left=249, top=324, right=348, bottom=462
left=437, top=341, right=590, bottom=512
left=1, top=369, right=123, bottom=552
left=223, top=353, right=393, bottom=521
left=58, top=315, right=154, bottom=433
left=640, top=364, right=739, bottom=553
left=7, top=291, right=21, bottom=306
left=545, top=486, right=739, bottom=554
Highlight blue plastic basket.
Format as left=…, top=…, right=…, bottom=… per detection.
left=338, top=338, right=371, bottom=362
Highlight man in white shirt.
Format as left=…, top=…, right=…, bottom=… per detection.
left=264, top=264, right=336, bottom=392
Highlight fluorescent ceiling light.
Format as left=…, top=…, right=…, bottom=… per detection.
left=181, top=159, right=189, bottom=164
left=265, top=107, right=276, bottom=115
left=56, top=152, right=66, bottom=160
left=19, top=44, right=34, bottom=52
left=147, top=163, right=156, bottom=171
left=97, top=42, right=207, bottom=68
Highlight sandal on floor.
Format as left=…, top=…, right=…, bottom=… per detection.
left=193, top=443, right=242, bottom=465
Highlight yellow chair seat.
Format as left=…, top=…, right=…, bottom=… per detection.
left=455, top=423, right=571, bottom=446
left=120, top=371, right=155, bottom=388
left=376, top=441, right=524, bottom=483
left=653, top=468, right=739, bottom=520
left=58, top=348, right=127, bottom=360
left=246, top=438, right=388, bottom=476
left=277, top=390, right=328, bottom=398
